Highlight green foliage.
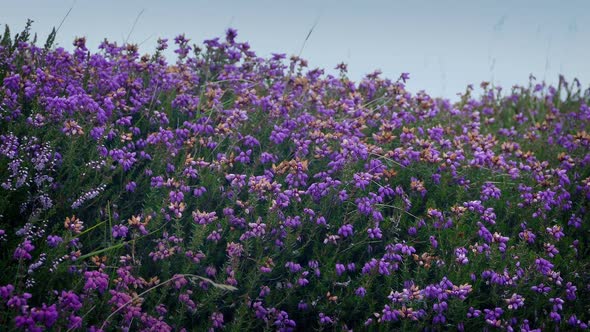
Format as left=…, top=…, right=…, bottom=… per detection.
left=0, top=22, right=589, bottom=331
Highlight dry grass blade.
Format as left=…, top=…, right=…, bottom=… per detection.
left=100, top=274, right=237, bottom=329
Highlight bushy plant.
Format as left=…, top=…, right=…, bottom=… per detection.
left=0, top=23, right=589, bottom=331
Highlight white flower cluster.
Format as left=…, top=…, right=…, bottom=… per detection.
left=71, top=184, right=107, bottom=209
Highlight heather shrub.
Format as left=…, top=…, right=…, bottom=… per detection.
left=0, top=22, right=589, bottom=331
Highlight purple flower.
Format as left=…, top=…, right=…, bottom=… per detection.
left=455, top=247, right=469, bottom=265
left=192, top=210, right=218, bottom=225
left=519, top=229, right=536, bottom=244
left=0, top=284, right=15, bottom=300
left=463, top=200, right=484, bottom=214
left=252, top=301, right=268, bottom=319
left=433, top=313, right=446, bottom=324
left=62, top=119, right=84, bottom=136
left=319, top=313, right=333, bottom=325
left=169, top=190, right=184, bottom=203
left=335, top=263, right=346, bottom=276
left=338, top=224, right=354, bottom=238
left=30, top=303, right=59, bottom=328
left=565, top=282, right=577, bottom=301
left=14, top=315, right=36, bottom=330
left=568, top=214, right=582, bottom=228
left=67, top=314, right=83, bottom=329
left=193, top=186, right=207, bottom=197
left=59, top=290, right=82, bottom=311
left=260, top=152, right=277, bottom=164
left=285, top=261, right=302, bottom=273
left=47, top=235, right=63, bottom=248
left=568, top=314, right=581, bottom=327
left=484, top=307, right=503, bottom=328
left=429, top=236, right=438, bottom=249
left=535, top=258, right=554, bottom=275
left=400, top=72, right=410, bottom=82
left=338, top=190, right=348, bottom=201
left=467, top=307, right=481, bottom=318
left=480, top=182, right=501, bottom=201
left=259, top=285, right=270, bottom=298
left=111, top=224, right=128, bottom=239
left=117, top=151, right=137, bottom=171
left=367, top=227, right=382, bottom=239
left=531, top=283, right=551, bottom=295
left=355, top=287, right=366, bottom=297
left=298, top=301, right=308, bottom=311
left=393, top=242, right=416, bottom=256
left=546, top=225, right=565, bottom=241
left=549, top=297, right=564, bottom=312
left=381, top=305, right=400, bottom=322
left=505, top=293, right=525, bottom=310
left=84, top=270, right=109, bottom=293
left=14, top=239, right=35, bottom=260
left=7, top=292, right=32, bottom=309
left=125, top=181, right=136, bottom=192
left=274, top=310, right=296, bottom=331
left=378, top=260, right=392, bottom=275
left=353, top=172, right=372, bottom=190
left=543, top=243, right=559, bottom=258
left=226, top=242, right=244, bottom=258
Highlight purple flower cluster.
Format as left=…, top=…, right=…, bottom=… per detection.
left=0, top=26, right=588, bottom=331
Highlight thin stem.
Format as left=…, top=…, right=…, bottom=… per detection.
left=374, top=203, right=420, bottom=220
left=124, top=9, right=145, bottom=45
left=100, top=274, right=236, bottom=329
left=369, top=152, right=406, bottom=168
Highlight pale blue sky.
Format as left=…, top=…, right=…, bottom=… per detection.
left=1, top=0, right=588, bottom=100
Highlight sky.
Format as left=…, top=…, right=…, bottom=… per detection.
left=1, top=0, right=588, bottom=101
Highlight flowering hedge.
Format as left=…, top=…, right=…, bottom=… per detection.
left=1, top=23, right=589, bottom=331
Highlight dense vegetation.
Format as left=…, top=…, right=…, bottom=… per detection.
left=1, top=22, right=589, bottom=331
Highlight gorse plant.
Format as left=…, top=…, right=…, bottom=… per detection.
left=0, top=22, right=589, bottom=331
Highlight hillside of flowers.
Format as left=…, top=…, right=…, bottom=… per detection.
left=1, top=23, right=589, bottom=331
